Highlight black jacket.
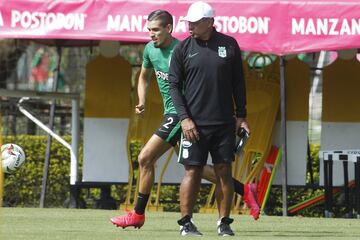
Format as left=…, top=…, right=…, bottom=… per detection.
left=169, top=29, right=247, bottom=126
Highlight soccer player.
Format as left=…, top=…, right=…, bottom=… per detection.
left=110, top=9, right=259, bottom=230
left=169, top=1, right=253, bottom=236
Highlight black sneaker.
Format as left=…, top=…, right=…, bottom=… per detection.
left=217, top=217, right=235, bottom=236
left=178, top=216, right=203, bottom=236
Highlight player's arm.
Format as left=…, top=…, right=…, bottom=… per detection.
left=232, top=41, right=250, bottom=133
left=169, top=44, right=188, bottom=120
left=169, top=44, right=199, bottom=142
left=136, top=66, right=153, bottom=115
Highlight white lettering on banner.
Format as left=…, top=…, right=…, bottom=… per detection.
left=0, top=12, right=3, bottom=27
left=107, top=14, right=269, bottom=35
left=329, top=19, right=339, bottom=35
left=174, top=19, right=187, bottom=33
left=120, top=15, right=130, bottom=31
left=339, top=19, right=351, bottom=35
left=214, top=16, right=270, bottom=34
left=132, top=15, right=142, bottom=32
left=107, top=15, right=147, bottom=32
left=11, top=10, right=86, bottom=30
left=107, top=15, right=119, bottom=31
left=305, top=19, right=316, bottom=35
left=292, top=18, right=360, bottom=35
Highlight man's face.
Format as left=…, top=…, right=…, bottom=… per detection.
left=147, top=19, right=172, bottom=48
left=188, top=18, right=212, bottom=39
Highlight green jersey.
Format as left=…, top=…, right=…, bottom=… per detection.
left=142, top=39, right=179, bottom=115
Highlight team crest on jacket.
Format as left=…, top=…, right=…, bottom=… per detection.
left=218, top=46, right=227, bottom=58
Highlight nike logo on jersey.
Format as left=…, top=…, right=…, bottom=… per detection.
left=188, top=52, right=199, bottom=58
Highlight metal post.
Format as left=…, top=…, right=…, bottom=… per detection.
left=68, top=98, right=80, bottom=208
left=39, top=99, right=56, bottom=208
left=307, top=142, right=314, bottom=185
left=39, top=47, right=62, bottom=208
left=328, top=155, right=334, bottom=217
left=71, top=99, right=79, bottom=186
left=343, top=161, right=351, bottom=217
left=355, top=157, right=360, bottom=219
left=324, top=154, right=329, bottom=217
left=280, top=56, right=288, bottom=216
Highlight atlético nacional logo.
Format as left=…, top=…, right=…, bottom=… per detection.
left=218, top=46, right=227, bottom=58
left=182, top=140, right=192, bottom=159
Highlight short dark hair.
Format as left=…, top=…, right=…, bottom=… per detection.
left=148, top=10, right=173, bottom=27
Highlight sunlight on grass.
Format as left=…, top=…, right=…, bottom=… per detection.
left=1, top=208, right=360, bottom=240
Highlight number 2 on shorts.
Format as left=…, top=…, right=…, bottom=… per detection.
left=163, top=117, right=173, bottom=129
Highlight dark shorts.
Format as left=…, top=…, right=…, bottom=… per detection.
left=154, top=114, right=182, bottom=147
left=178, top=123, right=236, bottom=166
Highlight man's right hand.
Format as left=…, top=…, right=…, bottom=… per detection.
left=181, top=118, right=199, bottom=142
left=135, top=104, right=145, bottom=115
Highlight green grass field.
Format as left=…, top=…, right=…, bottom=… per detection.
left=1, top=207, right=360, bottom=239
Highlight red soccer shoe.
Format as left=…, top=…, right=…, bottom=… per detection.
left=110, top=210, right=145, bottom=229
left=244, top=183, right=261, bottom=220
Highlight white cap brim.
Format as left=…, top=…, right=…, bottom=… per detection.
left=181, top=15, right=203, bottom=22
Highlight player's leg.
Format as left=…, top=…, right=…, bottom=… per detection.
left=178, top=164, right=203, bottom=236
left=202, top=164, right=245, bottom=195
left=138, top=137, right=173, bottom=192
left=213, top=163, right=234, bottom=219
left=176, top=140, right=246, bottom=196
left=136, top=114, right=181, bottom=212
left=137, top=114, right=180, bottom=199
left=174, top=144, right=205, bottom=226
left=111, top=114, right=180, bottom=229
left=179, top=165, right=203, bottom=217
left=210, top=124, right=236, bottom=236
left=178, top=145, right=260, bottom=220
left=177, top=137, right=260, bottom=221
left=207, top=125, right=260, bottom=220
left=136, top=135, right=172, bottom=212
left=207, top=165, right=260, bottom=221
left=177, top=129, right=210, bottom=236
left=175, top=140, right=235, bottom=217
left=110, top=135, right=172, bottom=229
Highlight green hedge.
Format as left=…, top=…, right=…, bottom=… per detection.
left=2, top=136, right=182, bottom=209
left=3, top=135, right=78, bottom=207
left=3, top=135, right=328, bottom=217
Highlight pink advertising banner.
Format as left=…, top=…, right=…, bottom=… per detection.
left=0, top=0, right=360, bottom=54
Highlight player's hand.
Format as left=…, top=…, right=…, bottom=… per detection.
left=135, top=104, right=145, bottom=115
left=181, top=118, right=199, bottom=142
left=236, top=118, right=250, bottom=135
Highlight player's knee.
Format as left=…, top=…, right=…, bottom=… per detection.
left=214, top=163, right=232, bottom=177
left=138, top=151, right=153, bottom=169
left=184, top=165, right=202, bottom=177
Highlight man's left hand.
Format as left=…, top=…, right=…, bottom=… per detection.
left=236, top=118, right=250, bottom=135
